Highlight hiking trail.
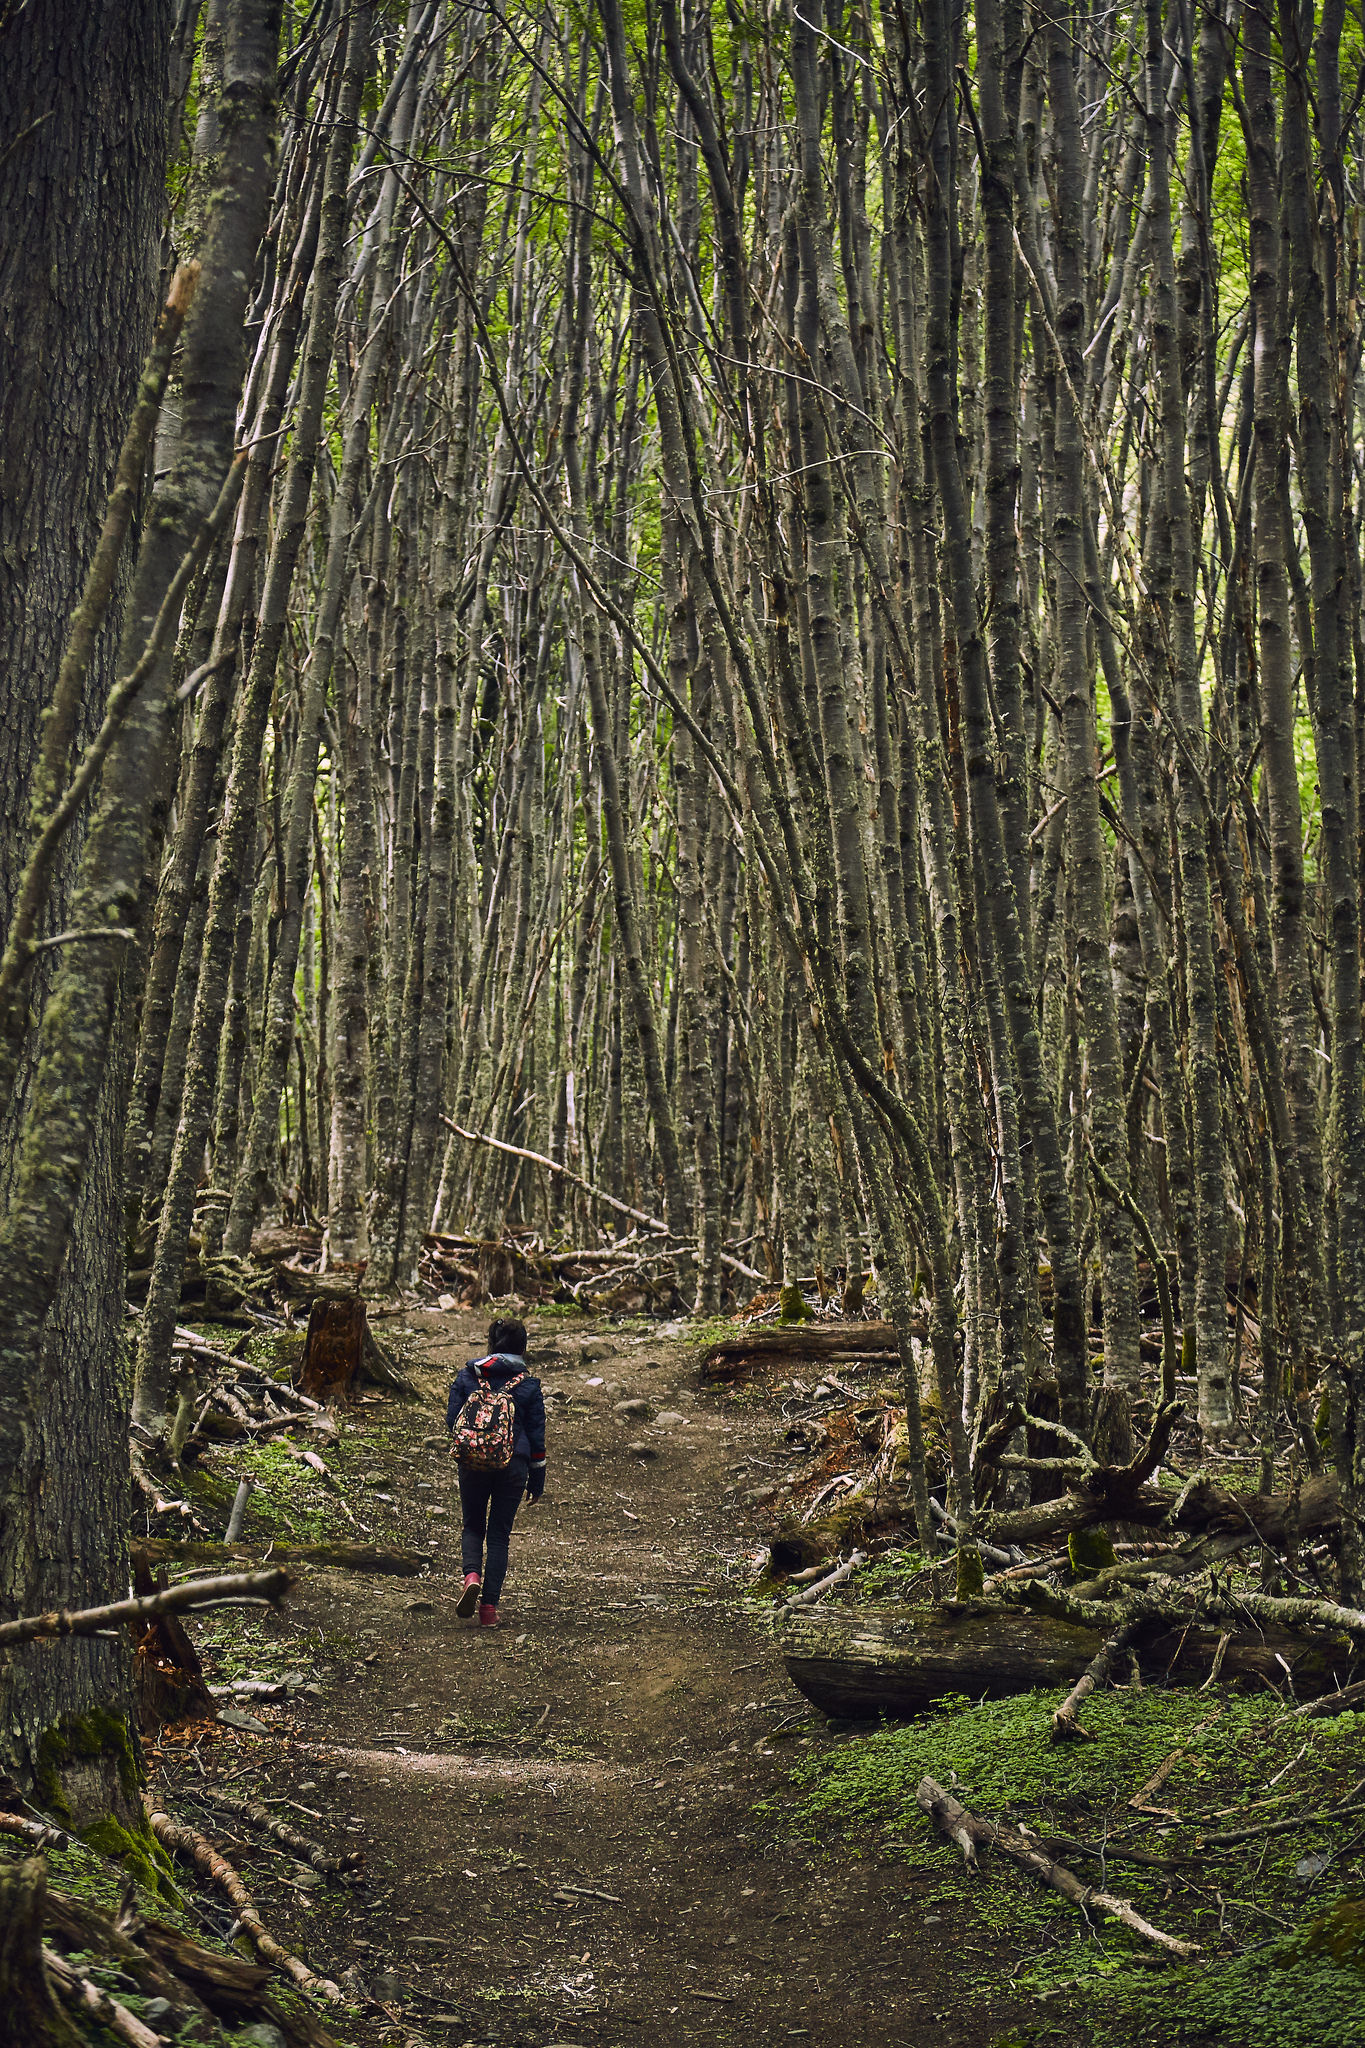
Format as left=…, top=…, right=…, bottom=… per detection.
left=152, top=1309, right=1044, bottom=2047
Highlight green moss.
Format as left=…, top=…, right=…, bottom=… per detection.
left=956, top=1544, right=986, bottom=1599
left=850, top=1548, right=930, bottom=1601
left=1068, top=1526, right=1119, bottom=1572
left=35, top=1704, right=141, bottom=1821
left=183, top=1465, right=238, bottom=1515
left=31, top=1708, right=179, bottom=1904
left=778, top=1282, right=813, bottom=1323
left=1292, top=1894, right=1365, bottom=1971
left=80, top=1813, right=180, bottom=1907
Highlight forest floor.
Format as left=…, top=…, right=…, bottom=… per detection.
left=145, top=1305, right=1057, bottom=2048
left=133, top=1305, right=1365, bottom=2048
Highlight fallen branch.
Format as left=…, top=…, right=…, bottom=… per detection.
left=1202, top=1586, right=1365, bottom=1642
left=45, top=1948, right=165, bottom=2048
left=440, top=1115, right=763, bottom=1281
left=0, top=1811, right=70, bottom=1851
left=1129, top=1715, right=1220, bottom=1809
left=984, top=1436, right=1340, bottom=1552
left=784, top=1550, right=865, bottom=1609
left=0, top=1568, right=290, bottom=1647
left=200, top=1789, right=362, bottom=1876
left=139, top=1537, right=428, bottom=1576
left=1287, top=1679, right=1365, bottom=1721
left=1051, top=1615, right=1147, bottom=1742
left=144, top=1802, right=340, bottom=2001
left=928, top=1496, right=1015, bottom=1569
left=916, top=1776, right=1197, bottom=1957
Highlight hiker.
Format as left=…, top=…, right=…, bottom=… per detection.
left=447, top=1317, right=546, bottom=1628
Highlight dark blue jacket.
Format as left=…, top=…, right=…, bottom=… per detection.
left=447, top=1353, right=546, bottom=1470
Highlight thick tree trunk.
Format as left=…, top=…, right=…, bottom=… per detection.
left=0, top=0, right=170, bottom=1798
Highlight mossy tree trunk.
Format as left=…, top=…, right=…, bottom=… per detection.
left=0, top=0, right=170, bottom=1801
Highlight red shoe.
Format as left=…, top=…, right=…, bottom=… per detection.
left=456, top=1573, right=480, bottom=1619
left=478, top=1603, right=501, bottom=1629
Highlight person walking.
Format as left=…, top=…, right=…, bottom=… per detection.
left=447, top=1317, right=546, bottom=1628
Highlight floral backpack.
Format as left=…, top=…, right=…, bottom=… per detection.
left=451, top=1362, right=526, bottom=1472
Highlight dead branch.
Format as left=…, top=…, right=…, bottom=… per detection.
left=0, top=1810, right=70, bottom=1851
left=1051, top=1615, right=1148, bottom=1742
left=0, top=1567, right=289, bottom=1647
left=144, top=1802, right=340, bottom=2002
left=784, top=1549, right=866, bottom=1609
left=1287, top=1679, right=1365, bottom=1721
left=916, top=1777, right=1197, bottom=1957
left=45, top=1948, right=165, bottom=2048
left=139, top=1537, right=428, bottom=1576
left=200, top=1789, right=362, bottom=1876
left=440, top=1114, right=763, bottom=1280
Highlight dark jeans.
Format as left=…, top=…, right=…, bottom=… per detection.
left=457, top=1454, right=528, bottom=1604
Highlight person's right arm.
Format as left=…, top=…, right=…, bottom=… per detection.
left=523, top=1381, right=546, bottom=1500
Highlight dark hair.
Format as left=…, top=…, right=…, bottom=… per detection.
left=487, top=1317, right=527, bottom=1357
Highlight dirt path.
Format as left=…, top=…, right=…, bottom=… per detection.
left=160, top=1311, right=1043, bottom=2047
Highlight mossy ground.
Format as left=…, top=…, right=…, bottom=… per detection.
left=781, top=1683, right=1365, bottom=2044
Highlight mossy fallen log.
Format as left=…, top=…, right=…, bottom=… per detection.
left=140, top=1538, right=429, bottom=1577
left=777, top=1600, right=1351, bottom=1719
left=702, top=1321, right=904, bottom=1380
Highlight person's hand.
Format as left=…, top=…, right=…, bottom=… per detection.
left=526, top=1466, right=546, bottom=1503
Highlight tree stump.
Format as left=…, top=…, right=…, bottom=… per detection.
left=299, top=1294, right=366, bottom=1404
left=0, top=1859, right=83, bottom=2048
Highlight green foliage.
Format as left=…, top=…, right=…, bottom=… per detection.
left=850, top=1548, right=931, bottom=1600
left=1090, top=1923, right=1365, bottom=2046
left=792, top=1686, right=1268, bottom=1832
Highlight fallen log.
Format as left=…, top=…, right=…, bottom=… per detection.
left=45, top=1948, right=165, bottom=2048
left=139, top=1538, right=429, bottom=1577
left=777, top=1600, right=1350, bottom=1720
left=982, top=1460, right=1341, bottom=1552
left=768, top=1496, right=910, bottom=1574
left=702, top=1321, right=904, bottom=1381
left=43, top=1887, right=338, bottom=2048
left=0, top=1858, right=83, bottom=2048
left=0, top=1811, right=70, bottom=1851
